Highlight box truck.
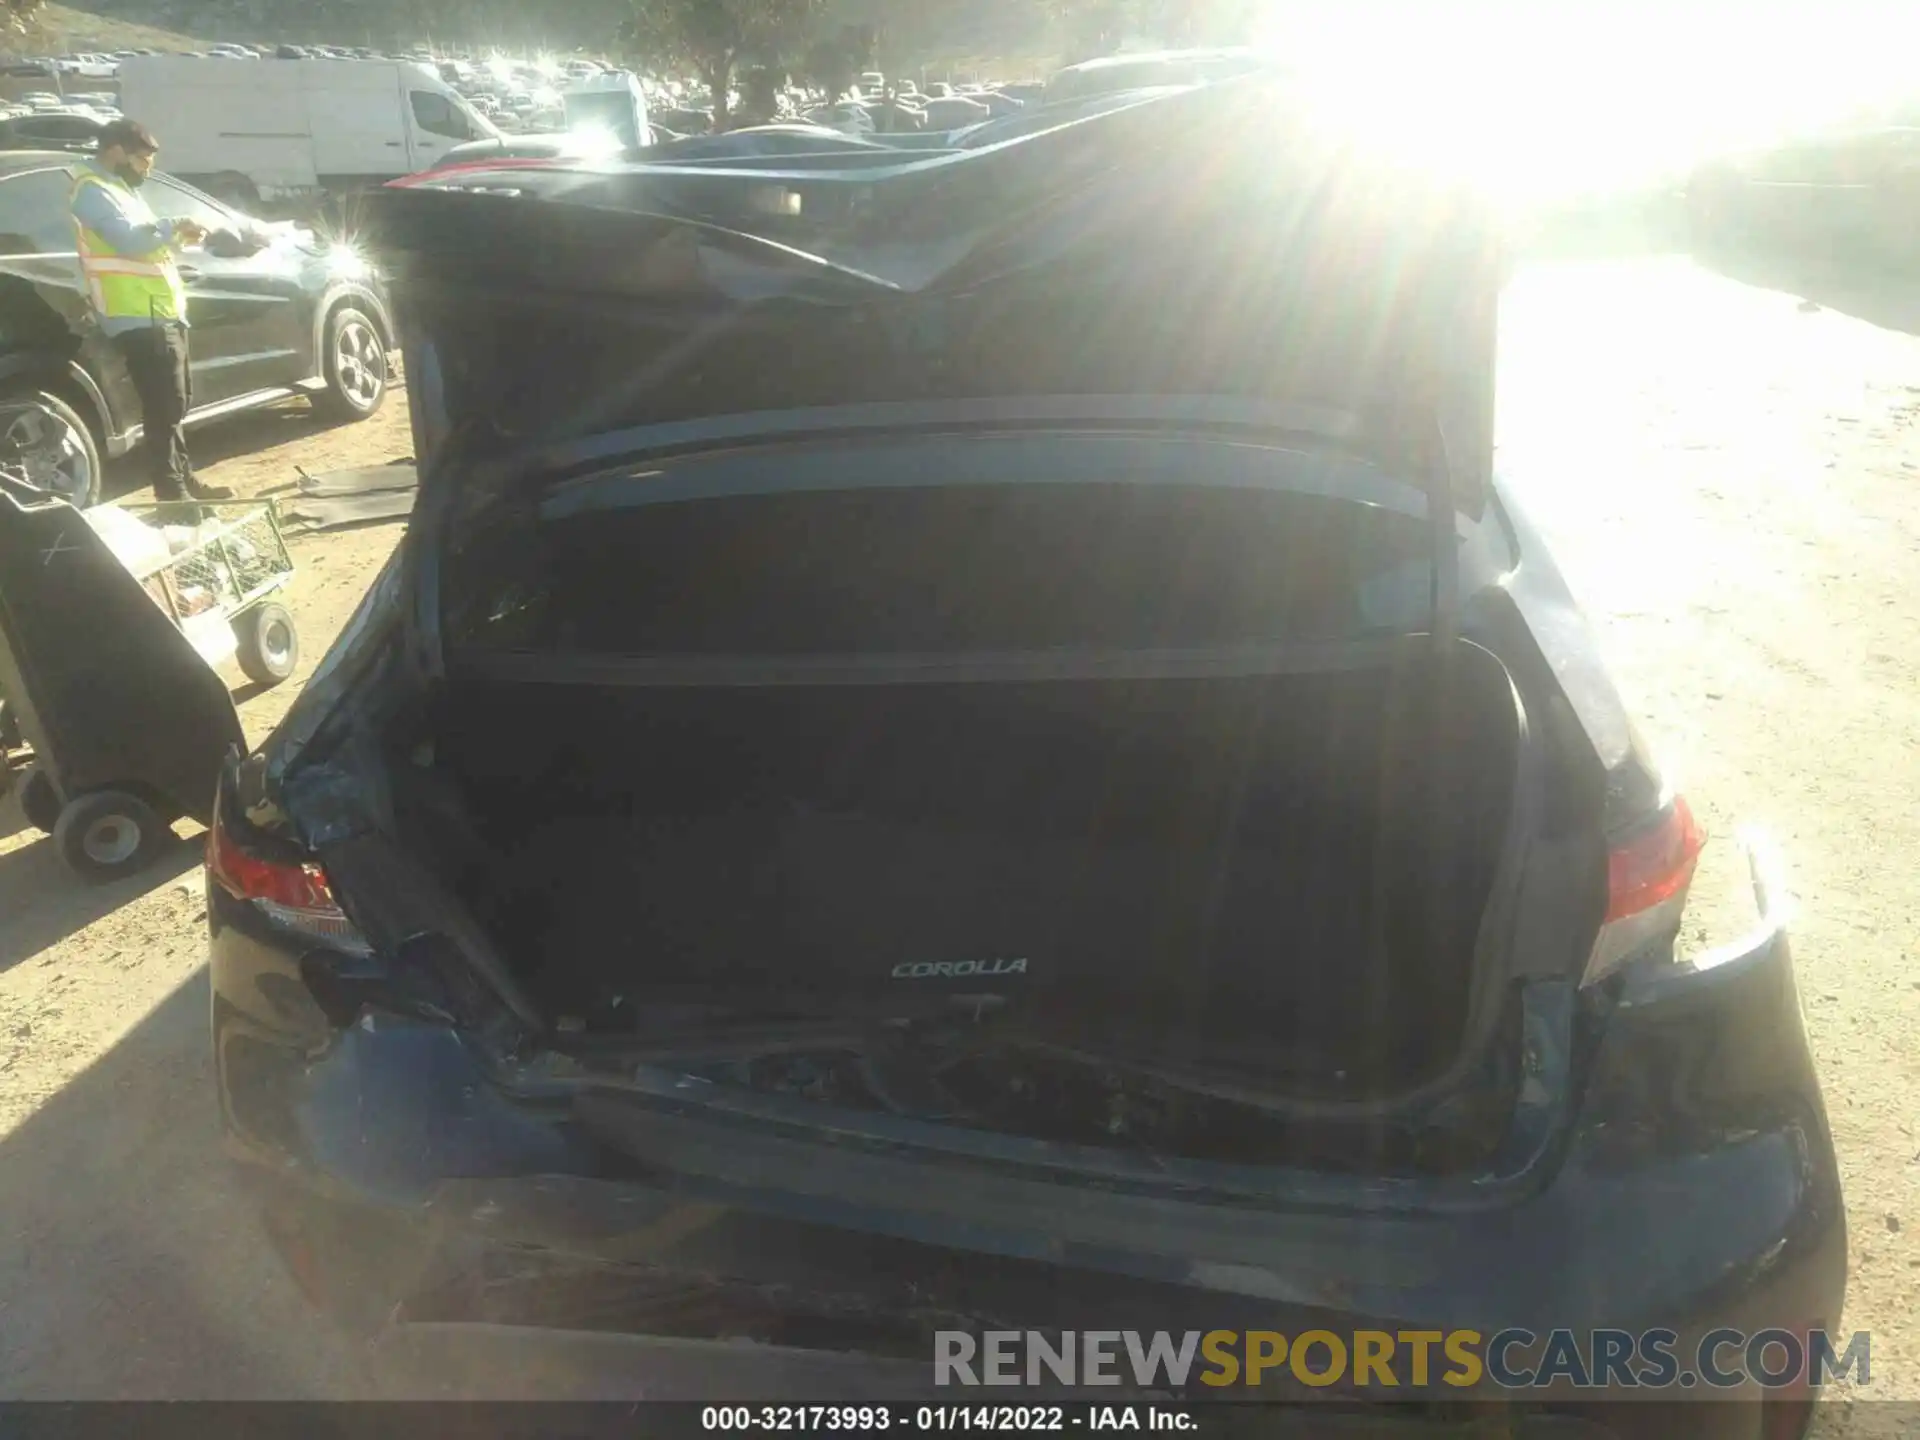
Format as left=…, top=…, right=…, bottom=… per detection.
left=115, top=57, right=501, bottom=210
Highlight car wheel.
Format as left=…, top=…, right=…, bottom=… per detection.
left=0, top=389, right=102, bottom=509
left=232, top=601, right=299, bottom=686
left=52, top=788, right=169, bottom=882
left=16, top=763, right=60, bottom=835
left=310, top=306, right=388, bottom=422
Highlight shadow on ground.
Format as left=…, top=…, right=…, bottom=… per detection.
left=0, top=830, right=199, bottom=978
left=1691, top=242, right=1920, bottom=338
left=100, top=404, right=348, bottom=505
left=0, top=968, right=395, bottom=1397
left=1511, top=193, right=1920, bottom=341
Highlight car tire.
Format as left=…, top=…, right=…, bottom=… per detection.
left=232, top=601, right=299, bottom=686
left=16, top=764, right=60, bottom=835
left=0, top=388, right=103, bottom=509
left=310, top=305, right=388, bottom=423
left=52, top=788, right=169, bottom=882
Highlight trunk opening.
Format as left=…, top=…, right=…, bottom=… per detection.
left=355, top=468, right=1537, bottom=1173
left=393, top=640, right=1525, bottom=1163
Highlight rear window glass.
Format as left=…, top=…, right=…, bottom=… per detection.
left=443, top=480, right=1439, bottom=658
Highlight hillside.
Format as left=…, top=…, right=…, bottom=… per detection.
left=4, top=1, right=202, bottom=52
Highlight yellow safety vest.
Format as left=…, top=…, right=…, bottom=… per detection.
left=69, top=167, right=187, bottom=325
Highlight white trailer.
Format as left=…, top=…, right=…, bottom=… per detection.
left=115, top=57, right=501, bottom=209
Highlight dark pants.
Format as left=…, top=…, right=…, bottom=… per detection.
left=113, top=321, right=192, bottom=499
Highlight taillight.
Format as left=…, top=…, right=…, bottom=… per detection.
left=1582, top=794, right=1705, bottom=986
left=206, top=808, right=371, bottom=956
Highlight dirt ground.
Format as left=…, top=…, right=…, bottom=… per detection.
left=0, top=254, right=1917, bottom=1419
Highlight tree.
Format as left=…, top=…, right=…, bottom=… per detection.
left=1061, top=0, right=1128, bottom=63
left=800, top=22, right=872, bottom=103
left=1051, top=0, right=1258, bottom=63
left=621, top=0, right=816, bottom=127
left=736, top=64, right=780, bottom=125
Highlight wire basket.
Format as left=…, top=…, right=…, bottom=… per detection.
left=122, top=499, right=295, bottom=625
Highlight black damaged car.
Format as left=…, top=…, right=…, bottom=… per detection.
left=0, top=151, right=394, bottom=508
left=208, top=79, right=1845, bottom=1430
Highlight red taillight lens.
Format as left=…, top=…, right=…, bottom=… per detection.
left=206, top=810, right=369, bottom=955
left=1604, top=793, right=1704, bottom=923
left=1583, top=795, right=1706, bottom=986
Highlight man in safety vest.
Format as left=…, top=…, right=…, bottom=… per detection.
left=69, top=119, right=233, bottom=502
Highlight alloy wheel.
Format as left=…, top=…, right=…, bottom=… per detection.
left=0, top=402, right=94, bottom=507
left=333, top=318, right=387, bottom=411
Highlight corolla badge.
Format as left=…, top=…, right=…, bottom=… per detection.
left=890, top=958, right=1029, bottom=980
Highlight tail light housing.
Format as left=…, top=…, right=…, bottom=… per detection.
left=1582, top=794, right=1705, bottom=986
left=206, top=808, right=371, bottom=956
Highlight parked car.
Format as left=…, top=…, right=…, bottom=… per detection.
left=650, top=105, right=713, bottom=135
left=0, top=111, right=105, bottom=153
left=806, top=100, right=876, bottom=135
left=971, top=90, right=1028, bottom=118
left=0, top=152, right=394, bottom=508
left=1041, top=47, right=1266, bottom=105
left=58, top=53, right=117, bottom=80
left=423, top=72, right=652, bottom=169
left=920, top=95, right=992, bottom=130
left=1688, top=96, right=1920, bottom=264
left=211, top=79, right=1843, bottom=1425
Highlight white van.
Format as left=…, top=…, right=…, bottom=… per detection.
left=116, top=56, right=500, bottom=208
left=560, top=71, right=649, bottom=148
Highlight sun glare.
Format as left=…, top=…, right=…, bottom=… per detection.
left=1252, top=2, right=1920, bottom=205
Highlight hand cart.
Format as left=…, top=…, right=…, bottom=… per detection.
left=0, top=473, right=266, bottom=881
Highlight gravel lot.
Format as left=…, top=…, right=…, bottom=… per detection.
left=0, top=254, right=1915, bottom=1424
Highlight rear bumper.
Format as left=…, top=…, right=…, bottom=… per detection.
left=210, top=852, right=1845, bottom=1421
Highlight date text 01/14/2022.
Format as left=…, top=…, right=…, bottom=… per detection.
left=700, top=1406, right=1199, bottom=1431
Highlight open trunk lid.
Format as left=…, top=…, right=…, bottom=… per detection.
left=365, top=75, right=1503, bottom=522
left=282, top=77, right=1548, bottom=1175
